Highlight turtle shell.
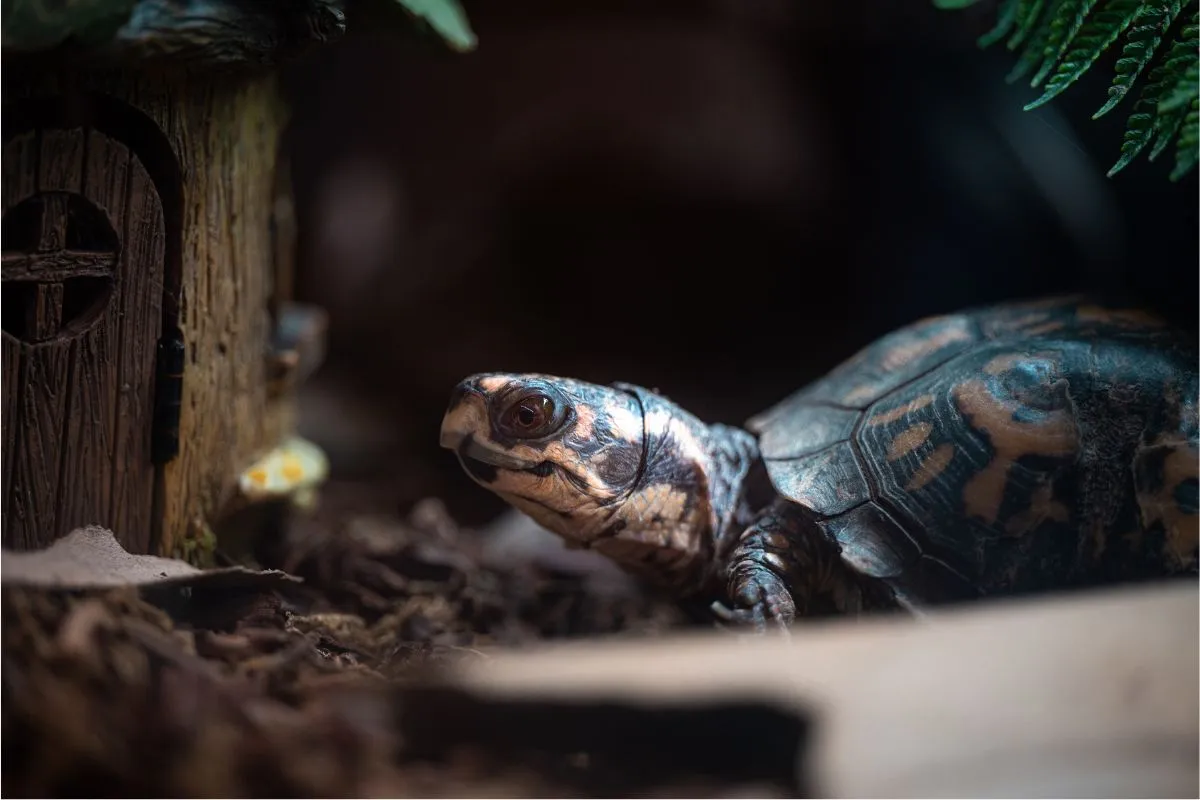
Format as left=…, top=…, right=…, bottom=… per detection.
left=747, top=296, right=1200, bottom=606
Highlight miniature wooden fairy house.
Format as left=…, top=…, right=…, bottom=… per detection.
left=1, top=0, right=474, bottom=559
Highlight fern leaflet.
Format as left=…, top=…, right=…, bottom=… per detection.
left=1150, top=14, right=1199, bottom=164
left=1023, top=0, right=1142, bottom=110
left=980, top=0, right=1022, bottom=47
left=1159, top=22, right=1199, bottom=113
left=1032, top=0, right=1100, bottom=86
left=1094, top=1, right=1184, bottom=118
left=1106, top=24, right=1194, bottom=174
left=1009, top=7, right=1059, bottom=81
left=937, top=0, right=1198, bottom=179
left=1148, top=104, right=1188, bottom=159
left=1009, top=0, right=1049, bottom=48
left=1170, top=97, right=1199, bottom=179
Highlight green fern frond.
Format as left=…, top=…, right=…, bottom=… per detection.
left=937, top=0, right=1200, bottom=180
left=979, top=0, right=1022, bottom=47
left=1024, top=0, right=1143, bottom=110
left=1094, top=1, right=1184, bottom=118
left=1008, top=6, right=1058, bottom=81
left=1170, top=97, right=1199, bottom=178
left=392, top=0, right=476, bottom=52
left=1032, top=0, right=1101, bottom=86
left=1009, top=0, right=1050, bottom=48
left=1108, top=18, right=1195, bottom=173
left=1150, top=15, right=1198, bottom=161
left=1159, top=35, right=1200, bottom=112
left=1147, top=102, right=1187, bottom=158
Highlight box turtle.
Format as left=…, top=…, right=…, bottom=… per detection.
left=440, top=297, right=1199, bottom=630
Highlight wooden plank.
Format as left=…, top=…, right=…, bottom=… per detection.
left=1, top=336, right=20, bottom=538
left=6, top=129, right=85, bottom=550
left=109, top=147, right=164, bottom=553
left=1, top=252, right=114, bottom=280
left=28, top=282, right=64, bottom=341
left=57, top=131, right=129, bottom=536
left=37, top=192, right=69, bottom=252
left=1, top=132, right=39, bottom=542
left=9, top=345, right=73, bottom=549
left=3, top=131, right=40, bottom=210
left=423, top=583, right=1199, bottom=799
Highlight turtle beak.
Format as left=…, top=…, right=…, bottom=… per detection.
left=440, top=378, right=486, bottom=451
left=438, top=422, right=470, bottom=452
left=454, top=435, right=542, bottom=470
left=440, top=378, right=539, bottom=470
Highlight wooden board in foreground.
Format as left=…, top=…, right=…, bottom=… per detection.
left=404, top=582, right=1200, bottom=798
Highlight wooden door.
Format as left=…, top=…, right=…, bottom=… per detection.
left=2, top=128, right=165, bottom=551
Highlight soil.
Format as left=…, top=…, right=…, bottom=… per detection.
left=1, top=478, right=787, bottom=798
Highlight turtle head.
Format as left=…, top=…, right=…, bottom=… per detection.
left=440, top=372, right=760, bottom=590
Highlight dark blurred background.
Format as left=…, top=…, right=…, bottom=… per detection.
left=279, top=0, right=1200, bottom=527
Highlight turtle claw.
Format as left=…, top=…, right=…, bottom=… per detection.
left=709, top=599, right=737, bottom=622
left=708, top=600, right=746, bottom=630
left=712, top=573, right=795, bottom=635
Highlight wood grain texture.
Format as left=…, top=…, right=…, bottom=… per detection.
left=432, top=582, right=1199, bottom=798
left=1, top=336, right=19, bottom=527
left=9, top=344, right=72, bottom=548
left=2, top=132, right=40, bottom=220
left=1, top=133, right=38, bottom=534
left=106, top=69, right=292, bottom=555
left=5, top=131, right=84, bottom=549
left=29, top=282, right=64, bottom=340
left=57, top=131, right=130, bottom=537
left=147, top=71, right=293, bottom=557
left=1, top=127, right=161, bottom=551
left=38, top=192, right=69, bottom=250
left=4, top=66, right=295, bottom=555
left=1, top=252, right=113, bottom=279
left=109, top=144, right=163, bottom=552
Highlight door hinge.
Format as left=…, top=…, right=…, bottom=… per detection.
left=152, top=328, right=185, bottom=465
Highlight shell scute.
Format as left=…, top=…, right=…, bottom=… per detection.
left=764, top=441, right=870, bottom=517
left=822, top=504, right=916, bottom=579
left=756, top=403, right=859, bottom=460
left=747, top=312, right=981, bottom=433
left=752, top=298, right=1199, bottom=603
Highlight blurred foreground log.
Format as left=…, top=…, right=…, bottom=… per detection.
left=401, top=582, right=1199, bottom=798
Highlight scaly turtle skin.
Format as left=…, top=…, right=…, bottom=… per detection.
left=439, top=297, right=1199, bottom=630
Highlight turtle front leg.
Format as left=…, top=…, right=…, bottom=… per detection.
left=712, top=506, right=801, bottom=633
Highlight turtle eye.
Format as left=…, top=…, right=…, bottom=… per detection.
left=499, top=392, right=563, bottom=439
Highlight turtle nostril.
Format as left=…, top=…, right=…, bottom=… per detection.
left=448, top=381, right=471, bottom=408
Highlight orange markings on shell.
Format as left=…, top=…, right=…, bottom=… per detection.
left=1003, top=482, right=1070, bottom=538
left=953, top=372, right=1079, bottom=526
left=868, top=394, right=934, bottom=426
left=905, top=443, right=955, bottom=492
left=983, top=354, right=1023, bottom=376
left=886, top=422, right=933, bottom=462
left=1161, top=445, right=1200, bottom=565
left=840, top=318, right=974, bottom=405
left=878, top=317, right=973, bottom=372
left=1021, top=321, right=1067, bottom=336
left=1076, top=305, right=1166, bottom=329
left=996, top=312, right=1049, bottom=331
left=1135, top=437, right=1200, bottom=569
